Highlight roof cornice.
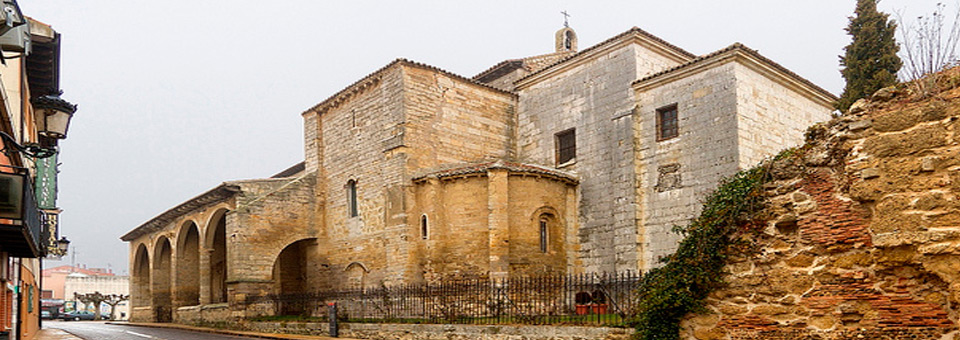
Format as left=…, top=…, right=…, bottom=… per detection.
left=303, top=58, right=517, bottom=118
left=514, top=28, right=696, bottom=91
left=632, top=43, right=837, bottom=108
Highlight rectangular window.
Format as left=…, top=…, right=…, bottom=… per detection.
left=657, top=104, right=679, bottom=141
left=555, top=129, right=576, bottom=165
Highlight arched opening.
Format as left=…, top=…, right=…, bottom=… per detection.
left=272, top=239, right=316, bottom=315
left=176, top=222, right=200, bottom=306
left=152, top=237, right=173, bottom=322
left=345, top=262, right=368, bottom=290
left=347, top=179, right=358, bottom=217
left=132, top=244, right=151, bottom=307
left=207, top=211, right=228, bottom=304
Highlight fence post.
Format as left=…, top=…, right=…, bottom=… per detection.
left=328, top=302, right=339, bottom=337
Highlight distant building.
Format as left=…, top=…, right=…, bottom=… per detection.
left=41, top=265, right=115, bottom=300
left=123, top=25, right=835, bottom=323
left=64, top=272, right=129, bottom=320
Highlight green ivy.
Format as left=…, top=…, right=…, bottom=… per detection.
left=629, top=159, right=775, bottom=340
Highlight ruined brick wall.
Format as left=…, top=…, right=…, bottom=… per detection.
left=680, top=84, right=960, bottom=339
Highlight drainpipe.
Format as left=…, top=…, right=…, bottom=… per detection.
left=14, top=259, right=21, bottom=340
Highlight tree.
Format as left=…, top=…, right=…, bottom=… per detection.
left=838, top=0, right=903, bottom=111
left=897, top=3, right=960, bottom=96
left=74, top=292, right=106, bottom=321
left=102, top=294, right=130, bottom=320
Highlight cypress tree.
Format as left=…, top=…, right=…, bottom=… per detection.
left=837, top=0, right=902, bottom=111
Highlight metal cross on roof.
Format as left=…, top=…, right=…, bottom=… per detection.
left=561, top=10, right=570, bottom=27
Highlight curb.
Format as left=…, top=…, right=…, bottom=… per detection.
left=108, top=321, right=350, bottom=340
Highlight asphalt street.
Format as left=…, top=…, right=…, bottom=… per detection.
left=44, top=321, right=256, bottom=340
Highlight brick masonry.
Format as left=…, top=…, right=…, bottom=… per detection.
left=680, top=82, right=960, bottom=339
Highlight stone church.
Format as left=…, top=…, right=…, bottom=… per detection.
left=122, top=25, right=835, bottom=323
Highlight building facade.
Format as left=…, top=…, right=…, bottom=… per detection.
left=0, top=9, right=78, bottom=340
left=63, top=273, right=130, bottom=320
left=122, top=26, right=835, bottom=323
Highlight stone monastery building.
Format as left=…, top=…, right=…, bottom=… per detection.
left=122, top=26, right=836, bottom=322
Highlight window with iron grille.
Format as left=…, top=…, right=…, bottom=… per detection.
left=555, top=129, right=576, bottom=165
left=657, top=104, right=679, bottom=141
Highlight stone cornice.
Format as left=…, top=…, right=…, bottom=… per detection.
left=632, top=43, right=837, bottom=108
left=302, top=59, right=517, bottom=118
left=514, top=28, right=696, bottom=91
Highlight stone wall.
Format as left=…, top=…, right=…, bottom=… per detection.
left=244, top=321, right=630, bottom=340
left=516, top=39, right=683, bottom=274
left=680, top=83, right=960, bottom=339
left=634, top=62, right=741, bottom=269
left=410, top=167, right=577, bottom=281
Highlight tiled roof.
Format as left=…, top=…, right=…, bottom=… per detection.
left=412, top=160, right=578, bottom=183
left=514, top=27, right=697, bottom=85
left=271, top=161, right=306, bottom=178
left=633, top=43, right=838, bottom=101
left=304, top=58, right=517, bottom=116
left=120, top=184, right=240, bottom=241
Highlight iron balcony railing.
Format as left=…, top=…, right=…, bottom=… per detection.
left=0, top=170, right=44, bottom=257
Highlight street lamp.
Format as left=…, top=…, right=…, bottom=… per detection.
left=32, top=92, right=78, bottom=139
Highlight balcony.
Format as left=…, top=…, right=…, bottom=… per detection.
left=0, top=171, right=42, bottom=257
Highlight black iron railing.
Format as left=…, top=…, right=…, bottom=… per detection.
left=245, top=271, right=641, bottom=326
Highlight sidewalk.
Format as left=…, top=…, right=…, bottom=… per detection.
left=35, top=328, right=83, bottom=340
left=109, top=322, right=352, bottom=340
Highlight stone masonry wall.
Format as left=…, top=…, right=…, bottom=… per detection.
left=244, top=321, right=630, bottom=340
left=314, top=65, right=405, bottom=288
left=516, top=41, right=682, bottom=274
left=680, top=81, right=960, bottom=339
left=733, top=63, right=833, bottom=168
left=634, top=62, right=741, bottom=269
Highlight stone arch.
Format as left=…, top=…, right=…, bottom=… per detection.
left=132, top=243, right=151, bottom=307
left=152, top=236, right=173, bottom=322
left=555, top=27, right=578, bottom=52
left=175, top=221, right=201, bottom=306
left=344, top=262, right=369, bottom=290
left=271, top=238, right=317, bottom=315
left=205, top=208, right=229, bottom=304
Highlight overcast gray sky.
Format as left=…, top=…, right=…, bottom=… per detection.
left=23, top=0, right=945, bottom=274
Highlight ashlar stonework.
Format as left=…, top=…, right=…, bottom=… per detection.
left=122, top=25, right=834, bottom=324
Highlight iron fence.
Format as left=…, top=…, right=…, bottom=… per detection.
left=244, top=271, right=640, bottom=326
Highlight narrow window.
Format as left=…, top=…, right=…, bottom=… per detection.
left=420, top=215, right=428, bottom=240
left=539, top=216, right=549, bottom=253
left=555, top=129, right=576, bottom=165
left=347, top=180, right=358, bottom=217
left=657, top=104, right=679, bottom=141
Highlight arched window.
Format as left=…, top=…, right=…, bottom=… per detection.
left=420, top=215, right=428, bottom=240
left=347, top=179, right=358, bottom=217
left=539, top=214, right=551, bottom=253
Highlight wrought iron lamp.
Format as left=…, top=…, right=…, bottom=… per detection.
left=32, top=91, right=77, bottom=139
left=0, top=131, right=56, bottom=158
